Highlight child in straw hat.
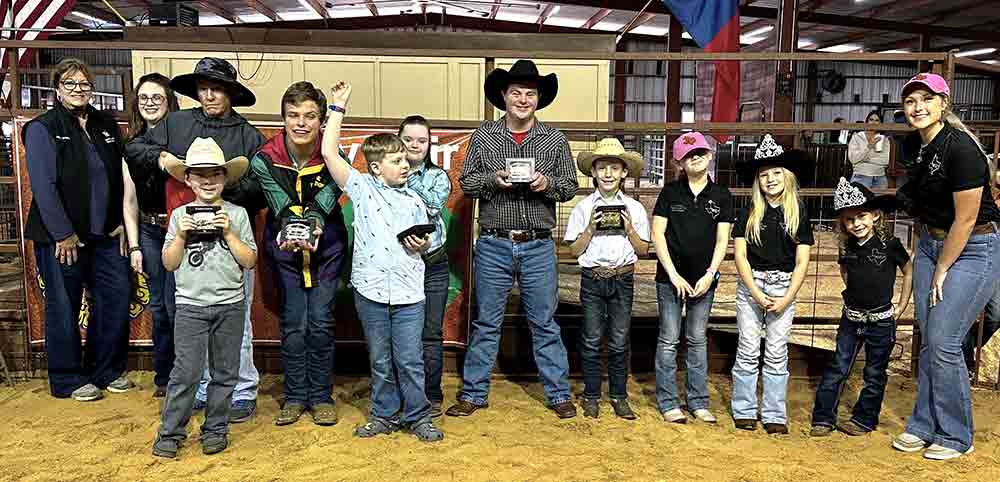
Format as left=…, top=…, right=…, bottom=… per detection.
left=564, top=137, right=650, bottom=419
left=152, top=137, right=258, bottom=459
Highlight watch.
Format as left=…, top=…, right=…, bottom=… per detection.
left=328, top=104, right=346, bottom=115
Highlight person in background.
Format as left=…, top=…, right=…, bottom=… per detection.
left=848, top=110, right=890, bottom=189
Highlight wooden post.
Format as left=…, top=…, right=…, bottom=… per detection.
left=773, top=0, right=799, bottom=148
left=804, top=61, right=817, bottom=123
left=9, top=49, right=20, bottom=111
left=484, top=57, right=495, bottom=122
left=664, top=15, right=682, bottom=180
left=942, top=52, right=955, bottom=87
left=917, top=34, right=931, bottom=73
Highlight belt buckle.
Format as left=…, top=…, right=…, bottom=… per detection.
left=509, top=230, right=531, bottom=242
left=592, top=266, right=614, bottom=279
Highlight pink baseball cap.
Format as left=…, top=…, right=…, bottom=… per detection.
left=672, top=132, right=713, bottom=161
left=900, top=72, right=950, bottom=98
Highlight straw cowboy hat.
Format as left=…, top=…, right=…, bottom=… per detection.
left=576, top=138, right=645, bottom=175
left=484, top=59, right=559, bottom=111
left=163, top=137, right=249, bottom=184
left=737, top=133, right=814, bottom=186
left=833, top=177, right=899, bottom=214
left=170, top=57, right=256, bottom=107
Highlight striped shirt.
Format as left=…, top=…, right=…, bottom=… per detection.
left=459, top=118, right=579, bottom=230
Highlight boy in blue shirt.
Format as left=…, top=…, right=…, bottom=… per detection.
left=321, top=81, right=443, bottom=442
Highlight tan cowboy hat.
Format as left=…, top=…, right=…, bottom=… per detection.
left=163, top=137, right=249, bottom=184
left=576, top=138, right=645, bottom=176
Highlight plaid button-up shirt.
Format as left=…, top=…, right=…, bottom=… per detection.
left=459, top=117, right=578, bottom=231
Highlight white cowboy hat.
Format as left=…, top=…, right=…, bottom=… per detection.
left=163, top=137, right=249, bottom=185
left=576, top=138, right=645, bottom=176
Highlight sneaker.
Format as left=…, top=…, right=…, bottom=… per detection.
left=151, top=437, right=179, bottom=459
left=734, top=418, right=757, bottom=431
left=691, top=409, right=717, bottom=424
left=201, top=433, right=228, bottom=455
left=892, top=432, right=929, bottom=453
left=354, top=417, right=400, bottom=438
left=192, top=398, right=207, bottom=412
left=274, top=402, right=307, bottom=426
left=838, top=420, right=871, bottom=436
left=581, top=399, right=600, bottom=419
left=810, top=425, right=833, bottom=437
left=429, top=401, right=443, bottom=419
left=310, top=402, right=338, bottom=426
left=764, top=423, right=789, bottom=435
left=661, top=408, right=687, bottom=424
left=152, top=386, right=167, bottom=398
left=407, top=419, right=444, bottom=442
left=609, top=398, right=637, bottom=420
left=924, top=444, right=974, bottom=460
left=229, top=399, right=256, bottom=423
left=106, top=374, right=134, bottom=393
left=71, top=383, right=103, bottom=402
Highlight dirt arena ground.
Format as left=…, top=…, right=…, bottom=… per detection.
left=2, top=371, right=999, bottom=482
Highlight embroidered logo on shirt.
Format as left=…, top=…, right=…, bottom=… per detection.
left=671, top=204, right=686, bottom=213
left=927, top=152, right=942, bottom=177
left=312, top=177, right=326, bottom=190
left=704, top=199, right=721, bottom=219
left=102, top=130, right=115, bottom=144
left=867, top=247, right=887, bottom=266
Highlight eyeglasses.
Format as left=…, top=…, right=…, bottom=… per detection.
left=137, top=94, right=166, bottom=105
left=60, top=80, right=93, bottom=92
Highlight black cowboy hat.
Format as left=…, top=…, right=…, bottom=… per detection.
left=737, top=134, right=815, bottom=187
left=484, top=59, right=558, bottom=111
left=833, top=177, right=899, bottom=214
left=170, top=57, right=256, bottom=108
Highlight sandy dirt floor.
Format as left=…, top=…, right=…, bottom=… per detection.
left=2, top=371, right=999, bottom=482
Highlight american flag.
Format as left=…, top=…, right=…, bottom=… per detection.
left=0, top=0, right=77, bottom=67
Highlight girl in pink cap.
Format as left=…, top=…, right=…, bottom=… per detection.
left=650, top=132, right=733, bottom=424
left=892, top=72, right=1000, bottom=460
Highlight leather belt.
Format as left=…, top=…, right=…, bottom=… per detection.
left=141, top=212, right=168, bottom=227
left=751, top=269, right=792, bottom=284
left=926, top=222, right=998, bottom=241
left=481, top=229, right=551, bottom=242
left=844, top=304, right=894, bottom=323
left=585, top=264, right=635, bottom=279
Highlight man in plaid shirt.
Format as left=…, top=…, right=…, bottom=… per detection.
left=448, top=60, right=579, bottom=419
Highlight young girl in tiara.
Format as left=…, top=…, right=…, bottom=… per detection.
left=810, top=178, right=912, bottom=437
left=731, top=134, right=814, bottom=434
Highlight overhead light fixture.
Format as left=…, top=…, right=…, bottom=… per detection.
left=880, top=49, right=912, bottom=54
left=818, top=43, right=862, bottom=53
left=956, top=47, right=997, bottom=58
left=71, top=11, right=103, bottom=23
left=743, top=25, right=774, bottom=38
left=984, top=60, right=999, bottom=65
left=798, top=39, right=815, bottom=49
left=740, top=36, right=765, bottom=45
left=549, top=5, right=560, bottom=16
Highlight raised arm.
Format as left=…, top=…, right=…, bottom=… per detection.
left=321, top=81, right=353, bottom=188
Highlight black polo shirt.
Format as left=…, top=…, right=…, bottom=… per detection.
left=733, top=201, right=814, bottom=273
left=653, top=179, right=733, bottom=285
left=903, top=124, right=1000, bottom=230
left=839, top=236, right=910, bottom=310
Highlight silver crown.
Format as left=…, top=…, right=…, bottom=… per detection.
left=834, top=177, right=869, bottom=210
left=754, top=134, right=784, bottom=160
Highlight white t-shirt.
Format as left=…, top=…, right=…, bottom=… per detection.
left=564, top=190, right=650, bottom=269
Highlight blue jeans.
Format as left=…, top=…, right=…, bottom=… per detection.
left=907, top=230, right=999, bottom=452
left=850, top=174, right=888, bottom=189
left=140, top=223, right=176, bottom=388
left=459, top=236, right=571, bottom=406
left=962, top=279, right=1000, bottom=370
left=158, top=302, right=244, bottom=442
left=196, top=269, right=259, bottom=402
left=278, top=279, right=337, bottom=406
left=354, top=291, right=430, bottom=424
left=422, top=254, right=450, bottom=403
left=34, top=236, right=131, bottom=397
left=731, top=271, right=795, bottom=424
left=655, top=280, right=716, bottom=412
left=811, top=312, right=896, bottom=430
left=578, top=269, right=634, bottom=400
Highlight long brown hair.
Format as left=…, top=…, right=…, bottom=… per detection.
left=398, top=115, right=436, bottom=170
left=127, top=73, right=180, bottom=141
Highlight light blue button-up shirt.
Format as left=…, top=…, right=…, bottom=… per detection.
left=406, top=163, right=452, bottom=252
left=344, top=168, right=429, bottom=305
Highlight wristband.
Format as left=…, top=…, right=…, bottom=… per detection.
left=328, top=104, right=346, bottom=115
left=128, top=246, right=142, bottom=254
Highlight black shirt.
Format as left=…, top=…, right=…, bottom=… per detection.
left=653, top=179, right=733, bottom=285
left=901, top=124, right=1000, bottom=230
left=839, top=236, right=910, bottom=310
left=733, top=201, right=814, bottom=272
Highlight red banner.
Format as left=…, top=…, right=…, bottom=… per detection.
left=14, top=119, right=475, bottom=347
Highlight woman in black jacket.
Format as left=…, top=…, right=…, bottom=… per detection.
left=24, top=58, right=134, bottom=402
